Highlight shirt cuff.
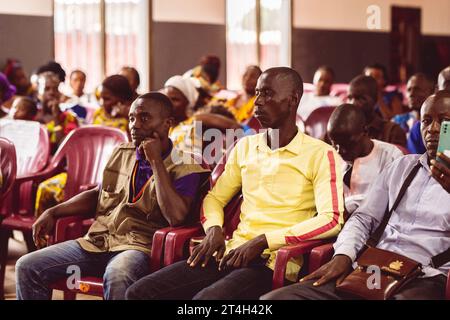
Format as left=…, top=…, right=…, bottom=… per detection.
left=265, top=228, right=289, bottom=251
left=202, top=216, right=223, bottom=234
left=333, top=244, right=358, bottom=262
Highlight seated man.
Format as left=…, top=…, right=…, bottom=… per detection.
left=262, top=90, right=450, bottom=300
left=405, top=73, right=435, bottom=154
left=327, top=104, right=404, bottom=217
left=438, top=66, right=450, bottom=91
left=15, top=92, right=210, bottom=300
left=297, top=66, right=342, bottom=121
left=347, top=75, right=406, bottom=147
left=125, top=67, right=344, bottom=300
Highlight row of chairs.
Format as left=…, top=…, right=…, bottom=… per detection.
left=0, top=126, right=128, bottom=299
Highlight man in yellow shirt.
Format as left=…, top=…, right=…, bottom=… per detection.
left=126, top=67, right=344, bottom=300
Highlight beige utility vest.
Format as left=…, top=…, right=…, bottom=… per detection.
left=77, top=142, right=210, bottom=254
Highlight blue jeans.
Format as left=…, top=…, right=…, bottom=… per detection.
left=125, top=259, right=273, bottom=300
left=15, top=240, right=150, bottom=300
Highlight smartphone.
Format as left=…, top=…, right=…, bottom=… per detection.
left=437, top=121, right=450, bottom=164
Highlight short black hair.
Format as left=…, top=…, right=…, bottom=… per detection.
left=70, top=69, right=86, bottom=80
left=37, top=61, right=66, bottom=82
left=102, top=75, right=133, bottom=102
left=121, top=66, right=140, bottom=87
left=329, top=103, right=368, bottom=132
left=316, top=65, right=335, bottom=79
left=264, top=67, right=304, bottom=98
left=137, top=92, right=173, bottom=118
left=350, top=75, right=378, bottom=103
left=364, top=63, right=388, bottom=83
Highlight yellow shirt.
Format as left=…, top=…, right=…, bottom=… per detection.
left=225, top=95, right=256, bottom=123
left=92, top=108, right=128, bottom=133
left=202, top=129, right=344, bottom=281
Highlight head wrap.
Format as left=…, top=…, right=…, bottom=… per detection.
left=164, top=75, right=199, bottom=108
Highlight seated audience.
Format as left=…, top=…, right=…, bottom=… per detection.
left=327, top=104, right=404, bottom=216
left=2, top=59, right=34, bottom=106
left=262, top=90, right=450, bottom=300
left=93, top=75, right=133, bottom=133
left=405, top=73, right=435, bottom=154
left=0, top=72, right=17, bottom=118
left=125, top=67, right=344, bottom=300
left=15, top=92, right=210, bottom=300
left=298, top=66, right=342, bottom=121
left=347, top=75, right=407, bottom=147
left=364, top=63, right=404, bottom=121
left=184, top=55, right=223, bottom=95
left=222, top=65, right=262, bottom=123
left=35, top=71, right=79, bottom=153
left=120, top=66, right=140, bottom=101
left=438, top=66, right=450, bottom=91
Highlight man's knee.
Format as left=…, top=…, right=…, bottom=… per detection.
left=15, top=251, right=40, bottom=280
left=260, top=287, right=295, bottom=300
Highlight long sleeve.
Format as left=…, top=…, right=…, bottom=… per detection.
left=201, top=141, right=243, bottom=232
left=265, top=149, right=345, bottom=250
left=333, top=162, right=391, bottom=261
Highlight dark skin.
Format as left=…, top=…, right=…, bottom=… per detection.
left=100, top=86, right=129, bottom=118
left=188, top=69, right=301, bottom=270
left=12, top=98, right=37, bottom=121
left=163, top=86, right=190, bottom=124
left=32, top=96, right=194, bottom=248
left=406, top=75, right=434, bottom=115
left=70, top=71, right=86, bottom=97
left=300, top=92, right=450, bottom=287
left=130, top=98, right=194, bottom=227
left=438, top=66, right=450, bottom=91
left=313, top=69, right=333, bottom=96
left=347, top=83, right=377, bottom=123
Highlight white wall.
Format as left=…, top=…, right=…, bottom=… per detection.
left=293, top=0, right=450, bottom=36
left=153, top=0, right=225, bottom=25
left=0, top=0, right=53, bottom=16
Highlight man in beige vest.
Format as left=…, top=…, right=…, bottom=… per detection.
left=15, top=92, right=209, bottom=300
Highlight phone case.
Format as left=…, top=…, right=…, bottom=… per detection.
left=437, top=121, right=450, bottom=162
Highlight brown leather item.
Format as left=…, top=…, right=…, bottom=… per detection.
left=336, top=247, right=423, bottom=300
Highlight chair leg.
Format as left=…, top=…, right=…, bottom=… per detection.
left=0, top=229, right=12, bottom=300
left=23, top=231, right=36, bottom=253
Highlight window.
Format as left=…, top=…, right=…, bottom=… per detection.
left=226, top=0, right=291, bottom=90
left=54, top=0, right=149, bottom=93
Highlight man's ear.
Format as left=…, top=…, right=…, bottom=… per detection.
left=289, top=92, right=300, bottom=110
left=165, top=116, right=175, bottom=129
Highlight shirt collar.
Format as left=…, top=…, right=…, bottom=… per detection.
left=256, top=127, right=304, bottom=155
left=419, top=153, right=431, bottom=172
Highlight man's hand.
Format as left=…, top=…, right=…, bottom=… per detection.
left=32, top=208, right=56, bottom=249
left=300, top=255, right=353, bottom=286
left=139, top=132, right=162, bottom=163
left=218, top=234, right=268, bottom=271
left=187, top=226, right=225, bottom=268
left=430, top=152, right=450, bottom=193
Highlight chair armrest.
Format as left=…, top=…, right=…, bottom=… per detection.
left=163, top=224, right=204, bottom=266
left=14, top=165, right=62, bottom=187
left=272, top=239, right=333, bottom=290
left=308, top=243, right=335, bottom=273
left=149, top=226, right=176, bottom=272
left=446, top=269, right=450, bottom=300
left=52, top=215, right=87, bottom=244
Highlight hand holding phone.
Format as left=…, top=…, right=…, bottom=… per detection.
left=431, top=121, right=450, bottom=193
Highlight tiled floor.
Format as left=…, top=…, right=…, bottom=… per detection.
left=4, top=232, right=100, bottom=300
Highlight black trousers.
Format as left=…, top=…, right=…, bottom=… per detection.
left=125, top=259, right=274, bottom=300
left=261, top=275, right=447, bottom=300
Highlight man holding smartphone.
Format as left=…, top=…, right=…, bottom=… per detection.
left=263, top=90, right=450, bottom=300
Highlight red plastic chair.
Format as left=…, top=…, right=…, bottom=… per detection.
left=0, top=137, right=17, bottom=300
left=330, top=83, right=349, bottom=100
left=0, top=125, right=50, bottom=217
left=0, top=126, right=128, bottom=299
left=304, top=106, right=336, bottom=139
left=0, top=138, right=17, bottom=206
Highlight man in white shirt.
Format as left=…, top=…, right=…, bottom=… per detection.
left=326, top=104, right=404, bottom=216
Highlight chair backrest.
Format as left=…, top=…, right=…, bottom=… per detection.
left=207, top=141, right=242, bottom=239
left=17, top=125, right=50, bottom=176
left=48, top=125, right=128, bottom=200
left=304, top=106, right=336, bottom=139
left=0, top=138, right=17, bottom=204
left=330, top=83, right=349, bottom=100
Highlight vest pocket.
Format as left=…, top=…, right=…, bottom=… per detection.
left=97, top=188, right=125, bottom=216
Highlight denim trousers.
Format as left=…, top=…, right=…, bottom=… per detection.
left=15, top=240, right=150, bottom=300
left=125, top=259, right=274, bottom=300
